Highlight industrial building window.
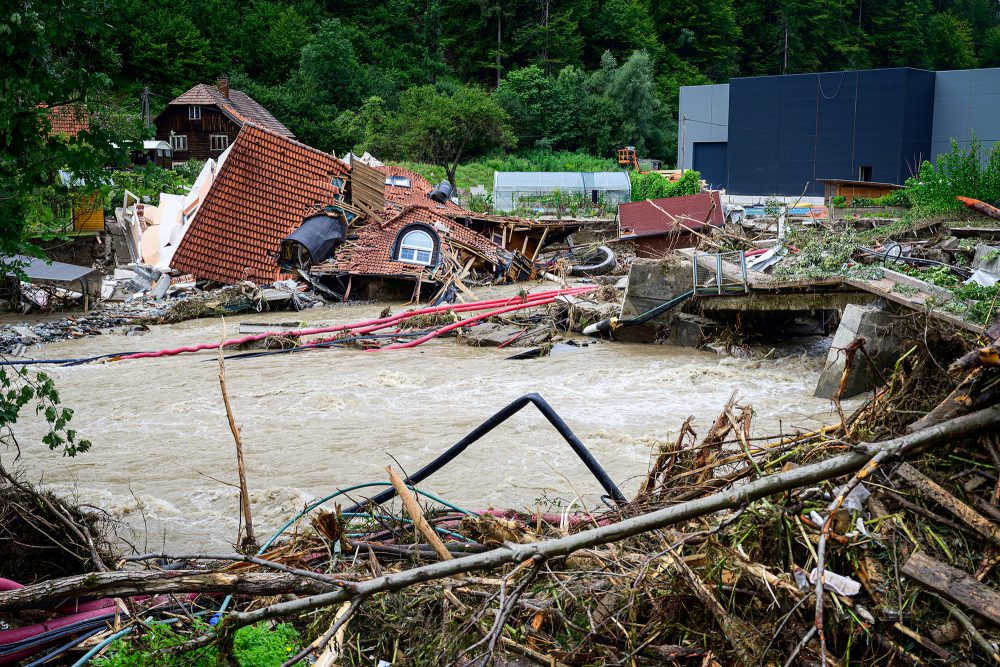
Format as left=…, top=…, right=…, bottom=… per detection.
left=397, top=229, right=435, bottom=265
left=169, top=135, right=188, bottom=151
left=385, top=175, right=411, bottom=188
left=210, top=135, right=229, bottom=151
left=188, top=105, right=201, bottom=120
left=859, top=165, right=872, bottom=182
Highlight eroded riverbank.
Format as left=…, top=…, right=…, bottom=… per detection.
left=12, top=298, right=847, bottom=551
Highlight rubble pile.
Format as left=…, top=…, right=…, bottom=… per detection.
left=0, top=315, right=143, bottom=356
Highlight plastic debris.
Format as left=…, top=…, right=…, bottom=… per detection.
left=809, top=568, right=861, bottom=596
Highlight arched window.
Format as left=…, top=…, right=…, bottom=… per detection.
left=397, top=229, right=435, bottom=265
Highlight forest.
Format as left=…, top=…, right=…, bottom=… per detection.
left=110, top=0, right=1000, bottom=162
left=4, top=0, right=1000, bottom=252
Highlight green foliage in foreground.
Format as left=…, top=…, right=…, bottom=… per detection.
left=94, top=622, right=301, bottom=667
left=629, top=170, right=701, bottom=201
left=0, top=367, right=91, bottom=457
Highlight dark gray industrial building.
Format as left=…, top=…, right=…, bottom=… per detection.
left=677, top=67, right=1000, bottom=197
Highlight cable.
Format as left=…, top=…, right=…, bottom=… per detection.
left=22, top=627, right=104, bottom=667
left=71, top=626, right=134, bottom=667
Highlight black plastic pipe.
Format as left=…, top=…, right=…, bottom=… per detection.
left=346, top=393, right=627, bottom=512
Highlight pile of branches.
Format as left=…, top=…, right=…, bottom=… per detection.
left=3, top=320, right=1000, bottom=666
left=0, top=464, right=115, bottom=582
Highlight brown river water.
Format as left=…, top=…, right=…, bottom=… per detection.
left=10, top=295, right=846, bottom=552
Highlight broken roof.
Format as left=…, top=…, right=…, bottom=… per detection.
left=320, top=205, right=502, bottom=280
left=618, top=191, right=724, bottom=238
left=168, top=123, right=349, bottom=284
left=163, top=83, right=294, bottom=138
left=378, top=166, right=466, bottom=215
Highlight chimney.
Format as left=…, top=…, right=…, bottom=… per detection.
left=216, top=77, right=230, bottom=99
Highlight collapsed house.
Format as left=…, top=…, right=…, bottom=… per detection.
left=618, top=191, right=724, bottom=257
left=157, top=122, right=536, bottom=301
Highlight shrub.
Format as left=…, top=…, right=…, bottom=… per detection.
left=629, top=169, right=701, bottom=201
left=906, top=136, right=1000, bottom=214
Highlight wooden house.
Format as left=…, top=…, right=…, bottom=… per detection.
left=154, top=78, right=293, bottom=165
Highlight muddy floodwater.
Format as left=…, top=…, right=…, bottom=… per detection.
left=12, top=296, right=846, bottom=551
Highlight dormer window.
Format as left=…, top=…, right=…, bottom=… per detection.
left=331, top=176, right=346, bottom=189
left=385, top=175, right=411, bottom=188
left=397, top=229, right=435, bottom=265
left=188, top=105, right=201, bottom=120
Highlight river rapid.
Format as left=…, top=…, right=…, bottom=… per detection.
left=11, top=297, right=846, bottom=552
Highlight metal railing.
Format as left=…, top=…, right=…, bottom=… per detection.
left=691, top=250, right=749, bottom=295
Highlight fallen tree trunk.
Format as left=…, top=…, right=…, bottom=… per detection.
left=5, top=406, right=998, bottom=628
left=213, top=405, right=1000, bottom=633
left=0, top=570, right=347, bottom=611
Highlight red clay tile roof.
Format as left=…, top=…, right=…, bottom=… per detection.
left=169, top=123, right=349, bottom=284
left=377, top=165, right=466, bottom=216
left=46, top=105, right=90, bottom=137
left=166, top=83, right=294, bottom=138
left=618, top=191, right=723, bottom=238
left=331, top=205, right=502, bottom=279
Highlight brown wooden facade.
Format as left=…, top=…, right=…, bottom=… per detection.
left=154, top=105, right=240, bottom=164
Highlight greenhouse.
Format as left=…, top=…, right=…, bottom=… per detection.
left=492, top=171, right=631, bottom=216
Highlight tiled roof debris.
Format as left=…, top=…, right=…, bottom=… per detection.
left=326, top=205, right=502, bottom=280
left=618, top=191, right=724, bottom=238
left=46, top=105, right=90, bottom=137
left=168, top=83, right=294, bottom=138
left=377, top=165, right=466, bottom=215
left=169, top=123, right=349, bottom=284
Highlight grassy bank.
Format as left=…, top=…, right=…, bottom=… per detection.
left=390, top=150, right=620, bottom=194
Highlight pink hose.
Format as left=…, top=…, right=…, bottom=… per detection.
left=378, top=298, right=557, bottom=350
left=116, top=286, right=596, bottom=361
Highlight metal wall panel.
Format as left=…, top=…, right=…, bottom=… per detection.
left=727, top=68, right=934, bottom=196
left=677, top=84, right=729, bottom=170
left=933, top=68, right=1000, bottom=162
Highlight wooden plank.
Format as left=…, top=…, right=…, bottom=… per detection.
left=896, top=463, right=1000, bottom=548
left=350, top=160, right=385, bottom=212
left=901, top=550, right=1000, bottom=624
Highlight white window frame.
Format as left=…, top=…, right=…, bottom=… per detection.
left=397, top=229, right=435, bottom=265
left=385, top=175, right=412, bottom=188
left=169, top=134, right=188, bottom=151
left=188, top=105, right=201, bottom=120
left=209, top=134, right=229, bottom=151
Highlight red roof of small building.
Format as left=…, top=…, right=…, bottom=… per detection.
left=332, top=205, right=501, bottom=279
left=618, top=191, right=724, bottom=238
left=169, top=123, right=349, bottom=284
left=46, top=105, right=90, bottom=137
left=164, top=83, right=294, bottom=138
left=377, top=165, right=466, bottom=216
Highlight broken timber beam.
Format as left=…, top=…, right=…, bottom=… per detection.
left=902, top=551, right=1000, bottom=625
left=894, top=463, right=1000, bottom=548
left=0, top=571, right=345, bottom=611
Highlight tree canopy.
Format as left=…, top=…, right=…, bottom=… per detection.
left=5, top=0, right=1000, bottom=226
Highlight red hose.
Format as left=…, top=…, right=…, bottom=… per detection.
left=378, top=298, right=557, bottom=350
left=116, top=286, right=595, bottom=361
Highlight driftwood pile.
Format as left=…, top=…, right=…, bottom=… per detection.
left=3, top=319, right=1000, bottom=666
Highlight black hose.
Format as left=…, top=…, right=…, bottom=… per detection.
left=858, top=246, right=972, bottom=279
left=345, top=393, right=627, bottom=512
left=21, top=626, right=105, bottom=667
left=583, top=290, right=694, bottom=336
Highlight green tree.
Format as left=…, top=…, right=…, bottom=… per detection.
left=0, top=0, right=129, bottom=258
left=494, top=66, right=558, bottom=148
left=377, top=84, right=514, bottom=185
left=927, top=13, right=977, bottom=69
left=979, top=25, right=1000, bottom=67
left=650, top=0, right=739, bottom=81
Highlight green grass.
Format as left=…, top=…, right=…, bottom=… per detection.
left=391, top=150, right=620, bottom=194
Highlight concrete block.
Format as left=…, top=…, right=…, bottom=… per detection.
left=973, top=244, right=1000, bottom=273
left=815, top=302, right=901, bottom=399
